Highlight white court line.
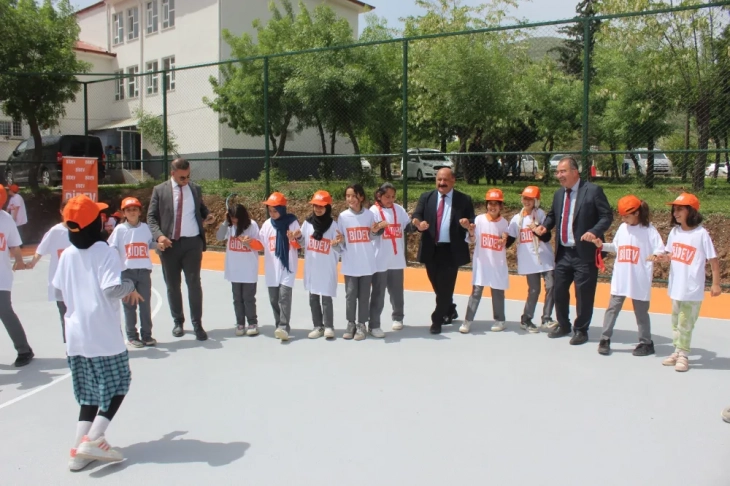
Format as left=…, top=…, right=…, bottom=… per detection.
left=0, top=288, right=163, bottom=411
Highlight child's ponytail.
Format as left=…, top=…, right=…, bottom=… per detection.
left=638, top=200, right=651, bottom=227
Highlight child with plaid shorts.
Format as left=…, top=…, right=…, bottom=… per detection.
left=53, top=195, right=143, bottom=471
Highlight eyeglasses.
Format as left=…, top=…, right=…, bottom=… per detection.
left=176, top=175, right=191, bottom=181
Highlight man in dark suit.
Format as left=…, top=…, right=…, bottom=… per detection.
left=412, top=168, right=476, bottom=334
left=535, top=156, right=613, bottom=345
left=147, top=158, right=215, bottom=341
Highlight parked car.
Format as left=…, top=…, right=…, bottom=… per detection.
left=705, top=163, right=729, bottom=177
left=401, top=148, right=454, bottom=180
left=623, top=149, right=673, bottom=175
left=5, top=135, right=106, bottom=187
left=549, top=154, right=582, bottom=172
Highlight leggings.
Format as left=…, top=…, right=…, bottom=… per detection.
left=79, top=395, right=126, bottom=422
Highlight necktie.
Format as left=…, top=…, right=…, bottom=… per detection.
left=173, top=184, right=183, bottom=240
left=435, top=194, right=445, bottom=242
left=561, top=188, right=572, bottom=245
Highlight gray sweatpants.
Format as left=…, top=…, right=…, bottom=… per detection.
left=601, top=295, right=652, bottom=344
left=232, top=282, right=258, bottom=326
left=522, top=271, right=555, bottom=325
left=345, top=275, right=372, bottom=324
left=122, top=268, right=154, bottom=340
left=268, top=285, right=292, bottom=331
left=57, top=300, right=67, bottom=343
left=309, top=293, right=334, bottom=329
left=369, top=269, right=405, bottom=328
left=465, top=285, right=505, bottom=322
left=0, top=291, right=31, bottom=354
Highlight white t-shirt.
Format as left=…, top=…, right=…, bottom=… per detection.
left=36, top=223, right=71, bottom=301
left=666, top=225, right=717, bottom=302
left=301, top=220, right=340, bottom=297
left=370, top=203, right=409, bottom=272
left=107, top=222, right=154, bottom=270
left=7, top=194, right=27, bottom=227
left=601, top=223, right=665, bottom=301
left=223, top=221, right=260, bottom=284
left=338, top=208, right=378, bottom=277
left=0, top=211, right=22, bottom=292
left=507, top=209, right=555, bottom=275
left=260, top=218, right=300, bottom=288
left=52, top=242, right=127, bottom=358
left=469, top=214, right=510, bottom=290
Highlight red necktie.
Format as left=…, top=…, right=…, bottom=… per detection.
left=435, top=194, right=445, bottom=242
left=561, top=187, right=572, bottom=245
left=173, top=184, right=183, bottom=240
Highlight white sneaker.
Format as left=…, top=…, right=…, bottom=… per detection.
left=274, top=327, right=289, bottom=341
left=541, top=320, right=559, bottom=332
left=68, top=448, right=95, bottom=472
left=369, top=327, right=385, bottom=338
left=75, top=436, right=124, bottom=463
left=391, top=320, right=404, bottom=331
left=246, top=325, right=259, bottom=336
left=354, top=324, right=367, bottom=341
left=235, top=325, right=245, bottom=336
left=308, top=327, right=324, bottom=339
left=324, top=327, right=335, bottom=339
left=491, top=321, right=505, bottom=332
left=459, top=321, right=471, bottom=334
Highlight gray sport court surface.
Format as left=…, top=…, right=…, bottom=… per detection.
left=1, top=259, right=729, bottom=486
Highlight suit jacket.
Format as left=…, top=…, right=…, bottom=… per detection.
left=412, top=189, right=475, bottom=266
left=147, top=180, right=210, bottom=251
left=543, top=180, right=613, bottom=263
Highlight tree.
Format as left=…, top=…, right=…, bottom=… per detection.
left=0, top=0, right=90, bottom=189
left=133, top=108, right=180, bottom=158
left=551, top=0, right=601, bottom=78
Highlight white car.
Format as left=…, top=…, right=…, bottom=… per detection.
left=623, top=149, right=673, bottom=174
left=401, top=148, right=454, bottom=180
left=705, top=163, right=728, bottom=177
left=549, top=154, right=582, bottom=171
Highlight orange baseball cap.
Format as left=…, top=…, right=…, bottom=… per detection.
left=264, top=192, right=287, bottom=207
left=309, top=190, right=332, bottom=206
left=121, top=197, right=143, bottom=210
left=618, top=195, right=642, bottom=216
left=9, top=184, right=19, bottom=193
left=0, top=184, right=7, bottom=209
left=666, top=192, right=700, bottom=211
left=521, top=186, right=541, bottom=199
left=63, top=195, right=109, bottom=232
left=485, top=188, right=504, bottom=202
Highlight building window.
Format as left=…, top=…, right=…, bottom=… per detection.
left=127, top=66, right=139, bottom=98
left=12, top=120, right=22, bottom=137
left=114, top=70, right=125, bottom=101
left=0, top=120, right=21, bottom=137
left=146, top=1, right=158, bottom=34
left=127, top=7, right=139, bottom=40
left=162, top=0, right=175, bottom=29
left=146, top=61, right=159, bottom=95
left=112, top=13, right=124, bottom=45
left=163, top=56, right=175, bottom=91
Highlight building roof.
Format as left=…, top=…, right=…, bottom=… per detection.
left=75, top=0, right=105, bottom=16
left=74, top=41, right=117, bottom=58
left=74, top=0, right=374, bottom=16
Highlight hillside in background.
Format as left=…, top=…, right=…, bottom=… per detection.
left=517, top=36, right=566, bottom=62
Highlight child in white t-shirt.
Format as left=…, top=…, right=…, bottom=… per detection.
left=259, top=192, right=300, bottom=342
left=507, top=186, right=556, bottom=334
left=659, top=193, right=721, bottom=372
left=294, top=191, right=343, bottom=340
left=591, top=195, right=665, bottom=357
left=216, top=203, right=263, bottom=337
left=28, top=198, right=71, bottom=342
left=338, top=183, right=386, bottom=341
left=461, top=189, right=510, bottom=334
left=108, top=197, right=157, bottom=348
left=53, top=194, right=142, bottom=470
left=369, top=183, right=412, bottom=333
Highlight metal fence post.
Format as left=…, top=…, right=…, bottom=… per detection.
left=582, top=17, right=591, bottom=180
left=402, top=40, right=409, bottom=210
left=162, top=69, right=169, bottom=176
left=83, top=82, right=89, bottom=156
left=264, top=57, right=271, bottom=197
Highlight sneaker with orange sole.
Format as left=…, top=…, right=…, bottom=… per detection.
left=75, top=436, right=124, bottom=463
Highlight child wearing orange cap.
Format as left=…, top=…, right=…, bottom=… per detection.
left=591, top=195, right=665, bottom=357
left=6, top=184, right=28, bottom=245
left=0, top=184, right=33, bottom=367
left=108, top=197, right=157, bottom=348
left=217, top=202, right=263, bottom=337
left=260, top=192, right=300, bottom=341
left=507, top=186, right=557, bottom=333
left=658, top=193, right=721, bottom=372
left=294, top=191, right=344, bottom=339
left=52, top=195, right=143, bottom=470
left=461, top=189, right=510, bottom=333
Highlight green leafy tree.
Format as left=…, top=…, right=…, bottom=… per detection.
left=0, top=0, right=90, bottom=189
left=133, top=108, right=180, bottom=158
left=551, top=0, right=601, bottom=78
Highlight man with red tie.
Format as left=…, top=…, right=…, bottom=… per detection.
left=535, top=157, right=613, bottom=345
left=412, top=168, right=475, bottom=334
left=147, top=159, right=215, bottom=341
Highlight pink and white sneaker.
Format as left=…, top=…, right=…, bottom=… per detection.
left=68, top=448, right=95, bottom=472
left=75, top=436, right=124, bottom=463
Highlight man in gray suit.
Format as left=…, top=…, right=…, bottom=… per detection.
left=147, top=158, right=215, bottom=341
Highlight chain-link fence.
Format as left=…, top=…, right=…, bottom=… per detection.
left=2, top=2, right=730, bottom=211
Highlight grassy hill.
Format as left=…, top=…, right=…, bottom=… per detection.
left=516, top=36, right=566, bottom=62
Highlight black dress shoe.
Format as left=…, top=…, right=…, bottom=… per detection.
left=443, top=308, right=459, bottom=324
left=598, top=338, right=611, bottom=355
left=195, top=328, right=208, bottom=341
left=548, top=327, right=571, bottom=339
left=429, top=323, right=442, bottom=334
left=14, top=350, right=34, bottom=367
left=570, top=331, right=589, bottom=345
left=172, top=326, right=184, bottom=338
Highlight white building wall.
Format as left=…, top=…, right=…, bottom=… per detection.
left=77, top=4, right=109, bottom=50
